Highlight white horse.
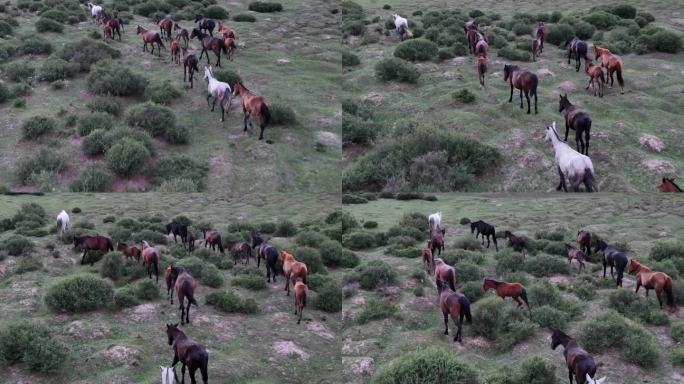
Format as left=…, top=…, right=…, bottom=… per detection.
left=87, top=3, right=104, bottom=23
left=545, top=122, right=597, bottom=192
left=428, top=212, right=442, bottom=232
left=392, top=14, right=412, bottom=39
left=56, top=210, right=69, bottom=236
left=160, top=365, right=177, bottom=384
left=203, top=66, right=232, bottom=118
left=585, top=374, right=606, bottom=384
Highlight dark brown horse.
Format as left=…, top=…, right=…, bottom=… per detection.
left=141, top=240, right=160, bottom=284
left=565, top=243, right=586, bottom=272
left=166, top=323, right=208, bottom=384
left=165, top=265, right=176, bottom=304
left=101, top=13, right=123, bottom=41
left=175, top=268, right=198, bottom=324
left=422, top=241, right=433, bottom=274
left=595, top=239, right=627, bottom=287
left=436, top=279, right=472, bottom=343
left=174, top=23, right=189, bottom=47
left=482, top=278, right=530, bottom=311
left=564, top=36, right=589, bottom=72
left=503, top=64, right=538, bottom=114
left=477, top=55, right=487, bottom=86
left=503, top=230, right=527, bottom=256
left=430, top=227, right=445, bottom=258
left=559, top=94, right=592, bottom=155
left=532, top=36, right=542, bottom=61
left=466, top=28, right=479, bottom=54
left=551, top=328, right=604, bottom=384
left=233, top=82, right=272, bottom=141
left=535, top=21, right=548, bottom=50
left=227, top=239, right=252, bottom=265
left=252, top=235, right=278, bottom=283
left=433, top=258, right=456, bottom=292
left=629, top=259, right=675, bottom=311
left=116, top=242, right=141, bottom=262
left=182, top=48, right=199, bottom=89
left=190, top=28, right=227, bottom=67
left=194, top=15, right=215, bottom=36
left=474, top=33, right=488, bottom=58
left=154, top=15, right=174, bottom=40
left=201, top=228, right=224, bottom=253
left=577, top=230, right=592, bottom=257
left=658, top=178, right=682, bottom=192
left=136, top=25, right=165, bottom=56
left=73, top=235, right=113, bottom=265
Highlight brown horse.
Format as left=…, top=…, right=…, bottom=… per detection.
left=559, top=94, right=592, bottom=155
left=166, top=323, right=208, bottom=384
left=422, top=241, right=433, bottom=274
left=101, top=13, right=123, bottom=41
left=155, top=15, right=174, bottom=40
left=116, top=242, right=141, bottom=262
left=280, top=251, right=308, bottom=296
left=174, top=267, right=198, bottom=324
left=503, top=230, right=527, bottom=257
left=532, top=36, right=542, bottom=61
left=430, top=227, right=445, bottom=258
left=585, top=60, right=605, bottom=97
left=182, top=47, right=199, bottom=89
left=223, top=36, right=236, bottom=61
left=594, top=46, right=624, bottom=94
left=233, top=82, right=272, bottom=141
left=535, top=22, right=548, bottom=50
left=101, top=23, right=113, bottom=40
left=293, top=278, right=307, bottom=325
left=227, top=239, right=251, bottom=265
left=165, top=265, right=175, bottom=303
left=565, top=244, right=586, bottom=272
left=170, top=38, right=181, bottom=64
left=73, top=235, right=113, bottom=265
left=433, top=258, right=456, bottom=292
left=136, top=25, right=165, bottom=56
left=201, top=228, right=224, bottom=253
left=190, top=28, right=227, bottom=67
left=218, top=21, right=236, bottom=39
left=141, top=240, right=160, bottom=284
left=475, top=33, right=489, bottom=57
left=482, top=278, right=530, bottom=311
left=503, top=64, right=538, bottom=114
left=174, top=23, right=189, bottom=47
left=551, top=328, right=604, bottom=384
left=659, top=178, right=682, bottom=192
left=629, top=259, right=675, bottom=311
left=577, top=230, right=592, bottom=257
left=466, top=28, right=479, bottom=55
left=436, top=279, right=472, bottom=343
left=477, top=55, right=487, bottom=86
left=187, top=231, right=196, bottom=252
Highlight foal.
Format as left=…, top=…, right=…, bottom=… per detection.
left=166, top=323, right=208, bottom=384
left=170, top=38, right=181, bottom=64
left=503, top=230, right=527, bottom=256
left=436, top=279, right=472, bottom=343
left=595, top=239, right=627, bottom=287
left=503, top=64, right=538, bottom=114
left=293, top=278, right=307, bottom=325
left=141, top=240, right=160, bottom=284
left=577, top=230, right=592, bottom=257
left=477, top=55, right=487, bottom=86
left=532, top=36, right=542, bottom=61
left=174, top=23, right=189, bottom=47
left=433, top=258, right=456, bottom=293
left=565, top=243, right=586, bottom=272
left=117, top=242, right=142, bottom=262
left=201, top=227, right=224, bottom=253
left=551, top=328, right=604, bottom=384
left=585, top=60, right=605, bottom=97
left=559, top=94, right=592, bottom=156
left=422, top=241, right=433, bottom=274
left=183, top=48, right=199, bottom=88
left=470, top=220, right=498, bottom=251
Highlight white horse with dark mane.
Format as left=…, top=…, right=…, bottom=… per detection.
left=545, top=122, right=597, bottom=192
left=428, top=212, right=442, bottom=232
left=203, top=66, right=232, bottom=119
left=56, top=210, right=69, bottom=236
left=392, top=14, right=412, bottom=40
left=87, top=2, right=104, bottom=23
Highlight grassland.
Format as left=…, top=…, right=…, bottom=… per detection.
left=343, top=0, right=684, bottom=192
left=0, top=0, right=341, bottom=194
left=0, top=192, right=342, bottom=383
left=342, top=194, right=684, bottom=383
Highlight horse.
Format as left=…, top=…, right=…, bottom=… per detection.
left=475, top=33, right=488, bottom=57
left=166, top=324, right=208, bottom=384
left=565, top=244, right=586, bottom=272
left=187, top=232, right=196, bottom=252
left=503, top=64, right=538, bottom=114
left=280, top=251, right=308, bottom=296
left=551, top=328, right=604, bottom=384
left=433, top=258, right=456, bottom=292
left=466, top=28, right=479, bottom=54
left=594, top=46, right=624, bottom=94
left=56, top=210, right=69, bottom=236
left=585, top=60, right=605, bottom=97
left=545, top=122, right=598, bottom=192
left=252, top=235, right=278, bottom=282
left=87, top=2, right=104, bottom=24
left=428, top=212, right=442, bottom=232
left=559, top=94, right=592, bottom=156
left=577, top=230, right=592, bottom=257
left=470, top=220, right=498, bottom=251
left=217, top=21, right=236, bottom=39
left=532, top=36, right=542, bottom=61
left=463, top=20, right=479, bottom=35
left=436, top=279, right=472, bottom=343
left=477, top=55, right=487, bottom=86
left=167, top=222, right=188, bottom=244
left=535, top=21, right=548, bottom=50
left=183, top=48, right=199, bottom=88
left=201, top=228, right=224, bottom=253
left=422, top=241, right=433, bottom=274
left=202, top=66, right=231, bottom=117
left=563, top=36, right=589, bottom=72
left=141, top=240, right=160, bottom=284
left=430, top=227, right=445, bottom=257
left=101, top=14, right=123, bottom=41
left=161, top=365, right=177, bottom=384
left=595, top=239, right=627, bottom=287
left=170, top=38, right=181, bottom=64
left=101, top=23, right=113, bottom=40
left=482, top=278, right=530, bottom=311
left=223, top=36, right=237, bottom=61
left=227, top=239, right=252, bottom=265
left=175, top=268, right=198, bottom=324
left=73, top=235, right=113, bottom=265
left=233, top=82, right=272, bottom=141
left=154, top=15, right=174, bottom=40
left=195, top=15, right=215, bottom=37
left=174, top=23, right=189, bottom=47
left=165, top=265, right=176, bottom=303
left=392, top=14, right=412, bottom=40
left=503, top=230, right=527, bottom=256
left=117, top=242, right=142, bottom=262
left=190, top=28, right=227, bottom=67
left=629, top=259, right=675, bottom=311
left=294, top=278, right=307, bottom=324
left=658, top=178, right=683, bottom=192
left=136, top=25, right=165, bottom=56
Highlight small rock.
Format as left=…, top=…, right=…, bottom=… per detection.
left=362, top=92, right=384, bottom=106
left=104, top=345, right=142, bottom=367
left=537, top=68, right=555, bottom=77
left=273, top=341, right=309, bottom=360
left=342, top=357, right=374, bottom=377
left=641, top=159, right=676, bottom=174
left=639, top=134, right=665, bottom=152
left=276, top=58, right=291, bottom=65
left=316, top=131, right=340, bottom=147
left=558, top=81, right=577, bottom=91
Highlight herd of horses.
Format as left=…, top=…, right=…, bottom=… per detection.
left=418, top=212, right=676, bottom=384
left=87, top=4, right=273, bottom=141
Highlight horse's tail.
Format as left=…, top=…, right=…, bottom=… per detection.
left=158, top=37, right=165, bottom=49
left=448, top=269, right=457, bottom=292
left=458, top=295, right=472, bottom=323
left=218, top=240, right=225, bottom=254
left=200, top=352, right=209, bottom=383
left=259, top=103, right=271, bottom=127
left=183, top=280, right=198, bottom=306
left=108, top=239, right=114, bottom=251
left=664, top=278, right=675, bottom=308
left=584, top=167, right=598, bottom=192
left=616, top=65, right=624, bottom=88
left=520, top=288, right=530, bottom=309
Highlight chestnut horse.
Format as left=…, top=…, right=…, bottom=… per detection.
left=585, top=60, right=605, bottom=97
left=227, top=239, right=252, bottom=265
left=170, top=38, right=181, bottom=64
left=233, top=82, right=272, bottom=141
left=577, top=230, right=592, bottom=257
left=430, top=227, right=445, bottom=258
left=477, top=55, right=487, bottom=86
left=658, top=178, right=682, bottom=192
left=73, top=235, right=113, bottom=265
left=201, top=228, right=224, bottom=253
left=503, top=64, right=538, bottom=114
left=559, top=94, right=592, bottom=155
left=165, top=265, right=176, bottom=303
left=155, top=15, right=174, bottom=40
left=563, top=36, right=589, bottom=72
left=565, top=244, right=586, bottom=272
left=101, top=14, right=123, bottom=40
left=280, top=251, right=308, bottom=296
left=595, top=239, right=627, bottom=287
left=436, top=279, right=472, bottom=343
left=293, top=278, right=307, bottom=324
left=141, top=240, right=160, bottom=284
left=433, top=258, right=456, bottom=292
left=136, top=25, right=165, bottom=56
left=629, top=259, right=675, bottom=311
left=466, top=28, right=479, bottom=54
left=551, top=328, right=604, bottom=384
left=218, top=21, right=236, bottom=39
left=503, top=230, right=527, bottom=256
left=117, top=242, right=142, bottom=262
left=482, top=278, right=530, bottom=311
left=422, top=241, right=433, bottom=274
left=594, top=46, right=624, bottom=94
left=475, top=33, right=488, bottom=57
left=532, top=36, right=542, bottom=61
left=190, top=28, right=227, bottom=67
left=174, top=23, right=189, bottom=47
left=175, top=268, right=198, bottom=324
left=166, top=323, right=208, bottom=384
left=223, top=36, right=236, bottom=61
left=182, top=48, right=199, bottom=88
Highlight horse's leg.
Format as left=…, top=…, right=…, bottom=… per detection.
left=635, top=279, right=641, bottom=294
left=189, top=366, right=198, bottom=384
left=243, top=111, right=250, bottom=132
left=602, top=260, right=607, bottom=278
left=568, top=368, right=574, bottom=384
left=206, top=94, right=213, bottom=109
left=655, top=289, right=662, bottom=307
left=525, top=91, right=531, bottom=114
left=215, top=51, right=221, bottom=67
left=556, top=166, right=565, bottom=191
left=443, top=313, right=449, bottom=335
left=567, top=49, right=572, bottom=64
left=181, top=363, right=186, bottom=384
left=584, top=128, right=590, bottom=156
left=81, top=249, right=88, bottom=265
left=186, top=301, right=190, bottom=323
left=519, top=89, right=523, bottom=109
left=575, top=129, right=582, bottom=154
left=212, top=94, right=218, bottom=112
left=509, top=84, right=513, bottom=102
left=453, top=317, right=462, bottom=342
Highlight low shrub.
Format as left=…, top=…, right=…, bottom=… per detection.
left=583, top=11, right=619, bottom=30
left=126, top=102, right=176, bottom=137
left=14, top=257, right=42, bottom=274
left=0, top=322, right=65, bottom=372
left=57, top=38, right=120, bottom=71
left=294, top=246, right=326, bottom=274
left=39, top=57, right=78, bottom=81
left=21, top=116, right=55, bottom=140
left=165, top=124, right=190, bottom=145
left=4, top=61, right=34, bottom=82
left=149, top=155, right=209, bottom=191
left=135, top=279, right=160, bottom=300
left=375, top=58, right=420, bottom=82
left=671, top=321, right=684, bottom=343
left=370, top=346, right=480, bottom=384
left=535, top=229, right=565, bottom=241
left=461, top=280, right=484, bottom=303
left=248, top=2, right=283, bottom=13
left=346, top=259, right=397, bottom=290
left=269, top=104, right=297, bottom=125
left=357, top=298, right=397, bottom=324
left=472, top=297, right=535, bottom=350
left=315, top=281, right=342, bottom=312
left=607, top=289, right=669, bottom=325
left=516, top=356, right=559, bottom=384
left=36, top=17, right=64, bottom=33
left=495, top=249, right=526, bottom=274
left=233, top=14, right=256, bottom=22
left=86, top=97, right=122, bottom=116
left=106, top=138, right=151, bottom=176
left=498, top=47, right=531, bottom=61
left=340, top=249, right=360, bottom=268
left=144, top=80, right=182, bottom=105
left=274, top=219, right=297, bottom=237
left=77, top=112, right=114, bottom=137
left=343, top=20, right=365, bottom=36
left=69, top=163, right=114, bottom=192
left=524, top=254, right=569, bottom=276
left=511, top=22, right=532, bottom=36
left=212, top=69, right=241, bottom=87
left=232, top=274, right=265, bottom=290
left=319, top=240, right=344, bottom=267
left=14, top=147, right=67, bottom=184
left=205, top=291, right=258, bottom=313
left=114, top=287, right=139, bottom=307
left=610, top=4, right=637, bottom=19
left=16, top=36, right=51, bottom=55
left=342, top=193, right=369, bottom=204
left=87, top=60, right=147, bottom=96
left=546, top=24, right=575, bottom=46
left=45, top=274, right=113, bottom=312
left=100, top=251, right=124, bottom=280
left=452, top=89, right=476, bottom=103
left=203, top=5, right=229, bottom=19
left=574, top=21, right=596, bottom=40
left=393, top=38, right=438, bottom=61
left=532, top=305, right=569, bottom=329
left=342, top=51, right=360, bottom=67
left=342, top=231, right=376, bottom=250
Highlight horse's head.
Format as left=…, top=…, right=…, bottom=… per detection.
left=562, top=35, right=573, bottom=47
left=558, top=94, right=570, bottom=112
left=166, top=323, right=180, bottom=345
left=585, top=374, right=606, bottom=384
left=628, top=259, right=640, bottom=274
left=594, top=239, right=606, bottom=254
left=190, top=28, right=201, bottom=39
left=252, top=234, right=263, bottom=248
left=594, top=46, right=603, bottom=58
left=470, top=222, right=476, bottom=233
left=550, top=328, right=566, bottom=350
left=482, top=278, right=493, bottom=292
left=545, top=122, right=559, bottom=144
left=203, top=65, right=212, bottom=80
left=502, top=64, right=512, bottom=81
left=233, top=82, right=244, bottom=96
left=503, top=230, right=511, bottom=239
left=136, top=25, right=144, bottom=35
left=194, top=14, right=204, bottom=23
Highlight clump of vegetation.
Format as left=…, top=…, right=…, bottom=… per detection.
left=57, top=38, right=121, bottom=71
left=202, top=5, right=229, bottom=19
left=36, top=17, right=64, bottom=33
left=370, top=346, right=480, bottom=384
left=15, top=257, right=42, bottom=274
left=144, top=80, right=182, bottom=105
left=269, top=104, right=297, bottom=125
left=135, top=280, right=160, bottom=300
left=1, top=237, right=34, bottom=257
left=498, top=47, right=532, bottom=61
left=275, top=219, right=298, bottom=237
left=342, top=51, right=360, bottom=67
left=45, top=274, right=113, bottom=312
left=472, top=297, right=535, bottom=350
left=233, top=14, right=256, bottom=22
left=106, top=138, right=151, bottom=176
left=149, top=155, right=209, bottom=191
left=375, top=58, right=420, bottom=83
left=342, top=230, right=376, bottom=250
left=357, top=298, right=397, bottom=324
left=393, top=38, right=438, bottom=61
left=100, top=251, right=124, bottom=280
left=315, top=281, right=342, bottom=312
left=87, top=60, right=147, bottom=96
left=125, top=102, right=176, bottom=137
left=452, top=89, right=476, bottom=103
left=114, top=287, right=139, bottom=308
left=4, top=61, right=34, bottom=82
left=205, top=291, right=258, bottom=313
left=77, top=112, right=114, bottom=137
left=524, top=254, right=570, bottom=276
left=248, top=2, right=283, bottom=13
left=69, top=163, right=114, bottom=192
left=0, top=322, right=66, bottom=372
left=39, top=57, right=78, bottom=81
left=14, top=147, right=67, bottom=184
left=607, top=289, right=669, bottom=325
left=21, top=116, right=55, bottom=140
left=232, top=274, right=266, bottom=290
left=345, top=259, right=397, bottom=290
left=212, top=69, right=242, bottom=87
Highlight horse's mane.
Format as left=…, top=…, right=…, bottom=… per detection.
left=237, top=82, right=250, bottom=92
left=484, top=277, right=501, bottom=286
left=665, top=178, right=683, bottom=191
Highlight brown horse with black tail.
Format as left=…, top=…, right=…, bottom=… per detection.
left=594, top=46, right=624, bottom=94
left=482, top=278, right=530, bottom=311
left=201, top=228, right=224, bottom=253
left=436, top=279, right=472, bottom=343
left=73, top=235, right=113, bottom=265
left=227, top=239, right=252, bottom=265
left=551, top=328, right=605, bottom=384
left=136, top=25, right=165, bottom=56
left=170, top=38, right=181, bottom=64
left=503, top=64, right=538, bottom=114
left=194, top=15, right=215, bottom=36
left=166, top=323, right=208, bottom=384
left=141, top=240, right=160, bottom=284
left=559, top=94, right=592, bottom=155
left=190, top=28, right=227, bottom=67
left=433, top=258, right=456, bottom=292
left=294, top=278, right=307, bottom=325
left=280, top=251, right=308, bottom=296
left=629, top=259, right=675, bottom=311
left=430, top=227, right=445, bottom=258
left=174, top=23, right=189, bottom=47
left=577, top=230, right=592, bottom=257
left=659, top=178, right=682, bottom=192
left=535, top=21, right=548, bottom=50
left=565, top=243, right=586, bottom=272
left=101, top=13, right=123, bottom=41
left=182, top=47, right=199, bottom=89
left=585, top=60, right=605, bottom=97
left=503, top=230, right=527, bottom=257
left=175, top=268, right=198, bottom=324
left=154, top=15, right=174, bottom=40
left=117, top=242, right=141, bottom=262
left=477, top=55, right=487, bottom=86
left=422, top=241, right=433, bottom=274
left=233, top=82, right=272, bottom=141
left=532, top=36, right=542, bottom=61
left=474, top=33, right=488, bottom=58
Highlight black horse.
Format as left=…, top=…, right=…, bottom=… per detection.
left=471, top=220, right=498, bottom=251
left=563, top=36, right=589, bottom=72
left=252, top=234, right=278, bottom=283
left=595, top=239, right=628, bottom=287
left=559, top=94, right=592, bottom=155
left=167, top=222, right=188, bottom=244
left=194, top=14, right=215, bottom=36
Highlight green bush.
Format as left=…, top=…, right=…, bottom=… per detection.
left=583, top=11, right=619, bottom=30
left=340, top=249, right=360, bottom=268
left=38, top=57, right=77, bottom=81
left=114, top=287, right=139, bottom=307
left=461, top=280, right=484, bottom=303
left=648, top=31, right=683, bottom=53
left=100, top=251, right=124, bottom=280
left=213, top=69, right=242, bottom=87
left=375, top=58, right=420, bottom=82
left=77, top=112, right=114, bottom=137
left=347, top=259, right=397, bottom=290
left=149, top=155, right=208, bottom=191
left=40, top=9, right=68, bottom=23
left=21, top=116, right=55, bottom=140
left=248, top=1, right=283, bottom=13
left=87, top=60, right=147, bottom=96
left=524, top=254, right=569, bottom=277
left=534, top=229, right=565, bottom=241
left=343, top=20, right=365, bottom=36
left=670, top=346, right=684, bottom=366
left=495, top=249, right=526, bottom=274
left=0, top=20, right=12, bottom=37
left=69, top=163, right=114, bottom=192
left=517, top=356, right=559, bottom=384
left=607, top=289, right=669, bottom=325
left=4, top=61, right=34, bottom=82
left=457, top=262, right=484, bottom=283
left=269, top=104, right=297, bottom=125
left=205, top=291, right=258, bottom=313
left=342, top=51, right=360, bottom=67
left=610, top=4, right=637, bottom=19
left=498, top=47, right=531, bottom=61
left=45, top=274, right=113, bottom=312
left=275, top=219, right=298, bottom=237
left=472, top=297, right=535, bottom=350
left=57, top=38, right=120, bottom=71
left=36, top=17, right=63, bottom=33
left=203, top=5, right=229, bottom=19
left=145, top=80, right=182, bottom=105
left=531, top=305, right=569, bottom=329
left=318, top=240, right=344, bottom=267
left=0, top=322, right=65, bottom=372
left=14, top=256, right=42, bottom=274
left=165, top=124, right=190, bottom=145
left=14, top=147, right=67, bottom=184
left=370, top=346, right=480, bottom=384
left=393, top=38, right=438, bottom=61
left=342, top=193, right=369, bottom=204
left=671, top=322, right=684, bottom=343
left=572, top=21, right=596, bottom=40
left=546, top=24, right=575, bottom=46
left=0, top=82, right=9, bottom=102
left=232, top=274, right=265, bottom=290
left=357, top=298, right=397, bottom=324
left=342, top=231, right=376, bottom=250
left=511, top=22, right=532, bottom=36
left=315, top=281, right=341, bottom=312
left=452, top=89, right=476, bottom=103
left=307, top=273, right=332, bottom=291
left=293, top=246, right=326, bottom=274
left=125, top=102, right=176, bottom=137
left=81, top=129, right=109, bottom=156
left=233, top=14, right=256, bottom=22
left=86, top=97, right=122, bottom=116
left=134, top=279, right=160, bottom=301
left=106, top=138, right=151, bottom=176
